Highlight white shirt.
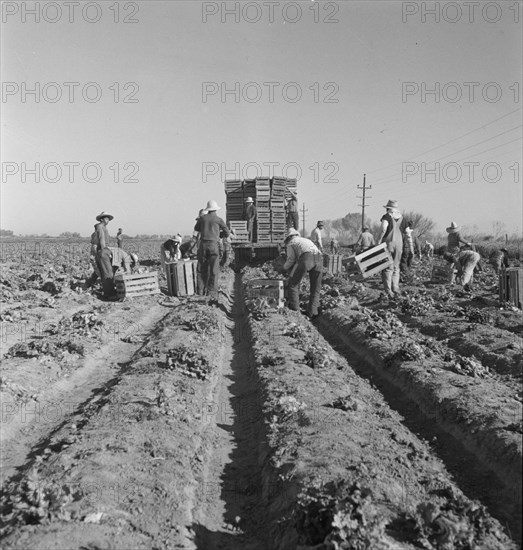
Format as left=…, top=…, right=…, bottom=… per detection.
left=283, top=237, right=321, bottom=271
left=310, top=227, right=323, bottom=252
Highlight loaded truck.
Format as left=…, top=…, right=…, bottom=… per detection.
left=224, top=176, right=297, bottom=264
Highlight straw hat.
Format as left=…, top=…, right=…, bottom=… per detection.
left=284, top=228, right=300, bottom=242
left=446, top=221, right=460, bottom=233
left=245, top=197, right=254, bottom=203
left=96, top=211, right=114, bottom=221
left=317, top=220, right=324, bottom=227
left=383, top=200, right=399, bottom=210
left=205, top=199, right=221, bottom=211
left=173, top=234, right=182, bottom=243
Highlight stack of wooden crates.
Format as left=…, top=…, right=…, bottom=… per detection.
left=500, top=267, right=523, bottom=309
left=323, top=254, right=343, bottom=274
left=224, top=176, right=298, bottom=244
left=255, top=177, right=271, bottom=243
left=165, top=260, right=198, bottom=297
left=114, top=271, right=160, bottom=299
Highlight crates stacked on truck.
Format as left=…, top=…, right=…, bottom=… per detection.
left=224, top=179, right=244, bottom=223
left=229, top=221, right=249, bottom=243
left=285, top=178, right=298, bottom=199
left=271, top=176, right=287, bottom=242
left=255, top=177, right=271, bottom=242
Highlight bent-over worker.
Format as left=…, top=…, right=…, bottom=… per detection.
left=282, top=228, right=323, bottom=319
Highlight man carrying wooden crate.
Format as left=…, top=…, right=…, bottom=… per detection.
left=194, top=200, right=230, bottom=300
left=280, top=228, right=323, bottom=319
left=378, top=200, right=403, bottom=298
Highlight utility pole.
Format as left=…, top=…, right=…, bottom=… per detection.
left=301, top=204, right=308, bottom=237
left=357, top=174, right=371, bottom=231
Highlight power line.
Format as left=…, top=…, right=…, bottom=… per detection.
left=366, top=107, right=523, bottom=176
left=371, top=132, right=522, bottom=187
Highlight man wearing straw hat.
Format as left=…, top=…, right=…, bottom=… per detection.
left=93, top=211, right=117, bottom=299
left=446, top=221, right=470, bottom=254
left=281, top=227, right=323, bottom=319
left=378, top=200, right=403, bottom=298
left=194, top=200, right=229, bottom=300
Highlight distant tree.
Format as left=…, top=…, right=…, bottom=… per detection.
left=59, top=231, right=81, bottom=238
left=492, top=221, right=506, bottom=240
left=323, top=212, right=373, bottom=245
left=0, top=229, right=14, bottom=236
left=401, top=210, right=436, bottom=240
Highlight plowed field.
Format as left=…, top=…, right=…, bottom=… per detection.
left=0, top=255, right=521, bottom=549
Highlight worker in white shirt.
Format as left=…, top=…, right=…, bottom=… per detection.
left=310, top=220, right=324, bottom=253
left=281, top=228, right=323, bottom=319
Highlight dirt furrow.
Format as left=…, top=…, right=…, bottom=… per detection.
left=191, top=277, right=267, bottom=549
left=317, top=306, right=521, bottom=543
left=234, top=268, right=516, bottom=549
left=1, top=302, right=169, bottom=485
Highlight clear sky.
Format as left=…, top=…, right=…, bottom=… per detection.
left=1, top=0, right=522, bottom=237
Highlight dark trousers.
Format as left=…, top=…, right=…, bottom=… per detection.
left=400, top=248, right=413, bottom=273
left=246, top=219, right=255, bottom=241
left=198, top=241, right=220, bottom=297
left=96, top=248, right=115, bottom=297
left=287, top=211, right=299, bottom=230
left=287, top=252, right=323, bottom=316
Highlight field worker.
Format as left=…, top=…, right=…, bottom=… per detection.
left=356, top=226, right=375, bottom=253
left=219, top=230, right=233, bottom=269
left=443, top=246, right=481, bottom=291
left=329, top=238, right=339, bottom=254
left=282, top=228, right=323, bottom=319
left=286, top=189, right=299, bottom=230
left=194, top=200, right=229, bottom=300
left=161, top=235, right=182, bottom=268
left=446, top=221, right=470, bottom=254
left=116, top=228, right=123, bottom=249
left=400, top=220, right=415, bottom=276
left=489, top=248, right=509, bottom=274
left=413, top=235, right=422, bottom=260
left=94, top=211, right=116, bottom=299
left=378, top=200, right=403, bottom=298
left=310, top=221, right=325, bottom=253
left=108, top=247, right=138, bottom=275
left=423, top=241, right=434, bottom=258
left=244, top=197, right=257, bottom=242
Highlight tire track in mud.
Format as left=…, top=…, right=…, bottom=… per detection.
left=0, top=304, right=170, bottom=486
left=316, top=310, right=522, bottom=544
left=191, top=276, right=267, bottom=550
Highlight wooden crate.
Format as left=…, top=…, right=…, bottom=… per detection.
left=345, top=243, right=392, bottom=279
left=500, top=267, right=523, bottom=309
left=165, top=260, right=198, bottom=297
left=114, top=271, right=160, bottom=298
left=431, top=264, right=453, bottom=283
left=245, top=278, right=284, bottom=307
left=323, top=254, right=343, bottom=274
